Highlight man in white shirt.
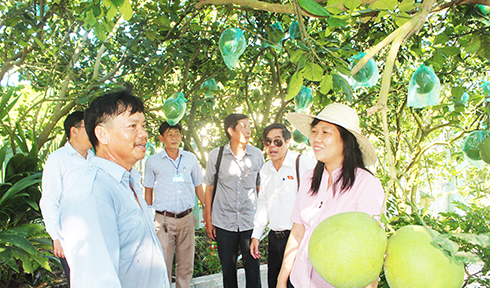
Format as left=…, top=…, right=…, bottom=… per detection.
left=58, top=90, right=170, bottom=288
left=249, top=123, right=316, bottom=288
left=40, top=110, right=94, bottom=283
left=144, top=122, right=205, bottom=288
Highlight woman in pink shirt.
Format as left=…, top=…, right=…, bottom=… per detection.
left=277, top=103, right=384, bottom=288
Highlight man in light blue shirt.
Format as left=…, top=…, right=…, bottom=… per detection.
left=58, top=90, right=170, bottom=288
left=144, top=121, right=204, bottom=288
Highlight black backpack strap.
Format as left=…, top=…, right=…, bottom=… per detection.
left=296, top=154, right=301, bottom=190
left=212, top=146, right=224, bottom=207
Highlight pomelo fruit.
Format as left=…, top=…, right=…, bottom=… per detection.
left=479, top=136, right=490, bottom=164
left=463, top=130, right=487, bottom=161
left=308, top=212, right=387, bottom=288
left=384, top=225, right=464, bottom=288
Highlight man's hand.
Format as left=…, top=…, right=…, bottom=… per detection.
left=205, top=221, right=216, bottom=240
left=53, top=239, right=65, bottom=258
left=250, top=237, right=261, bottom=259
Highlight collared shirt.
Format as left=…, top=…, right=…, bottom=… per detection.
left=40, top=142, right=94, bottom=240
left=289, top=167, right=384, bottom=288
left=59, top=157, right=170, bottom=288
left=203, top=143, right=265, bottom=232
left=251, top=151, right=316, bottom=239
left=144, top=148, right=203, bottom=212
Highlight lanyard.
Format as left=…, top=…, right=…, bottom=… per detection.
left=169, top=154, right=182, bottom=174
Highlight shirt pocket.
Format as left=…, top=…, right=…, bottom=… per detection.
left=243, top=166, right=259, bottom=189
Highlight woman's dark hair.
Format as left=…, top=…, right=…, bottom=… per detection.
left=309, top=118, right=370, bottom=196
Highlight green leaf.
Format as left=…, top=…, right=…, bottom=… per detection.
left=432, top=235, right=459, bottom=257
left=0, top=174, right=41, bottom=208
left=319, top=74, right=333, bottom=94
left=94, top=23, right=107, bottom=42
left=465, top=34, right=481, bottom=54
left=120, top=0, right=133, bottom=21
left=326, top=17, right=348, bottom=27
left=107, top=5, right=117, bottom=19
left=85, top=10, right=97, bottom=27
left=286, top=72, right=304, bottom=101
left=370, top=0, right=397, bottom=10
left=0, top=246, right=19, bottom=273
left=92, top=4, right=102, bottom=17
left=454, top=251, right=481, bottom=264
left=146, top=30, right=156, bottom=41
left=0, top=144, right=7, bottom=168
left=394, top=12, right=411, bottom=27
left=301, top=62, right=324, bottom=82
left=451, top=86, right=464, bottom=99
left=398, top=0, right=417, bottom=12
left=340, top=77, right=353, bottom=102
left=297, top=0, right=331, bottom=17
left=343, top=0, right=363, bottom=10
left=290, top=50, right=304, bottom=63
left=452, top=233, right=490, bottom=248
left=110, top=0, right=124, bottom=7
left=439, top=46, right=461, bottom=56
left=32, top=37, right=46, bottom=50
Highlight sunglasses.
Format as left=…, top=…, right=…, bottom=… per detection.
left=263, top=138, right=284, bottom=147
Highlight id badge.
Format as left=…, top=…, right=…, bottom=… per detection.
left=172, top=173, right=185, bottom=182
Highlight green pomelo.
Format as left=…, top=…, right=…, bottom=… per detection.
left=292, top=129, right=308, bottom=144
left=480, top=136, right=490, bottom=164
left=384, top=225, right=464, bottom=288
left=463, top=130, right=487, bottom=161
left=308, top=212, right=387, bottom=288
left=415, top=70, right=435, bottom=94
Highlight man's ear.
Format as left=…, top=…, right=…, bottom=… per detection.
left=70, top=126, right=78, bottom=139
left=227, top=127, right=235, bottom=138
left=95, top=125, right=110, bottom=145
left=158, top=134, right=164, bottom=143
left=286, top=138, right=292, bottom=147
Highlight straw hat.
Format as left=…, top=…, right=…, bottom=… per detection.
left=286, top=103, right=377, bottom=166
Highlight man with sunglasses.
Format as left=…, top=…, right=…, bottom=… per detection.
left=250, top=123, right=316, bottom=288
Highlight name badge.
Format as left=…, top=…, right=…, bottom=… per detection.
left=172, top=174, right=185, bottom=182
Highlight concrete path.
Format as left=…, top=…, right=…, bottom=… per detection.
left=171, top=264, right=268, bottom=288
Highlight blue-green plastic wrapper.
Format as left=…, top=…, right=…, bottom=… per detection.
left=265, top=22, right=285, bottom=50
left=483, top=81, right=490, bottom=102
left=201, top=78, right=218, bottom=98
left=163, top=92, right=187, bottom=125
left=293, top=129, right=309, bottom=144
left=219, top=28, right=247, bottom=69
left=463, top=130, right=488, bottom=161
left=407, top=64, right=441, bottom=108
left=349, top=52, right=379, bottom=89
left=145, top=142, right=156, bottom=158
left=289, top=21, right=301, bottom=40
left=294, top=86, right=313, bottom=113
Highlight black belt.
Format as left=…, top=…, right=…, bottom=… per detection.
left=156, top=208, right=193, bottom=219
left=272, top=230, right=291, bottom=239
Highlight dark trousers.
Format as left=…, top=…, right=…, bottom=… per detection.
left=215, top=227, right=261, bottom=288
left=268, top=230, right=290, bottom=288
left=60, top=256, right=70, bottom=285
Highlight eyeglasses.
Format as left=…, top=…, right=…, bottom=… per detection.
left=263, top=138, right=284, bottom=147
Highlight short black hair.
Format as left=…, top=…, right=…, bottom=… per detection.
left=224, top=113, right=248, bottom=140
left=263, top=123, right=291, bottom=141
left=85, top=90, right=145, bottom=149
left=64, top=111, right=85, bottom=140
left=159, top=122, right=182, bottom=135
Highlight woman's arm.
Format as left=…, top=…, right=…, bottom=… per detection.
left=276, top=223, right=305, bottom=288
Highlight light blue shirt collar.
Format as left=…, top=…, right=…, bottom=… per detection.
left=89, top=156, right=141, bottom=185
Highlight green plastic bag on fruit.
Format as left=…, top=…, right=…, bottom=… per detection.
left=201, top=78, right=219, bottom=98
left=289, top=21, right=301, bottom=40
left=163, top=92, right=187, bottom=125
left=349, top=52, right=379, bottom=90
left=219, top=28, right=247, bottom=69
left=407, top=64, right=441, bottom=108
left=483, top=81, right=490, bottom=102
left=294, top=86, right=313, bottom=113
left=293, top=129, right=309, bottom=144
left=462, top=130, right=488, bottom=161
left=265, top=22, right=285, bottom=50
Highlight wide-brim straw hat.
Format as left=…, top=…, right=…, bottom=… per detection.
left=286, top=103, right=377, bottom=166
